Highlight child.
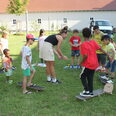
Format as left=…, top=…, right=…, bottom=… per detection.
left=0, top=31, right=8, bottom=60
left=21, top=34, right=36, bottom=94
left=101, top=35, right=116, bottom=79
left=79, top=28, right=107, bottom=97
left=110, top=37, right=116, bottom=50
left=38, top=29, right=47, bottom=65
left=93, top=26, right=107, bottom=71
left=2, top=49, right=13, bottom=84
left=69, top=29, right=81, bottom=68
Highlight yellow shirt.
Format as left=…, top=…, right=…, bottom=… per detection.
left=93, top=32, right=107, bottom=54
left=107, top=43, right=116, bottom=60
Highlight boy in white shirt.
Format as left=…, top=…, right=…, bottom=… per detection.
left=21, top=34, right=36, bottom=94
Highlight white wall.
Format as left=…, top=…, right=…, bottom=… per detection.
left=0, top=11, right=116, bottom=31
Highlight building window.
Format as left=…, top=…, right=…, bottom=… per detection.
left=63, top=18, right=67, bottom=23
left=13, top=19, right=16, bottom=24
left=38, top=19, right=41, bottom=24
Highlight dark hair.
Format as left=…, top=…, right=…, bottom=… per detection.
left=26, top=38, right=35, bottom=42
left=93, top=25, right=99, bottom=30
left=101, top=35, right=110, bottom=41
left=82, top=28, right=91, bottom=38
left=63, top=26, right=68, bottom=30
left=3, top=49, right=9, bottom=55
left=59, top=27, right=68, bottom=34
left=39, top=29, right=45, bottom=37
left=73, top=29, right=79, bottom=33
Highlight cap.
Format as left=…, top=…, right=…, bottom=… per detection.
left=26, top=34, right=35, bottom=40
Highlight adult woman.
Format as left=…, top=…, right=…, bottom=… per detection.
left=40, top=28, right=68, bottom=84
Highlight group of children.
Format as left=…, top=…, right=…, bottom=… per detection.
left=69, top=26, right=116, bottom=96
left=0, top=26, right=115, bottom=96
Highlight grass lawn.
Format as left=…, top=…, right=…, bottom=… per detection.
left=0, top=32, right=116, bottom=116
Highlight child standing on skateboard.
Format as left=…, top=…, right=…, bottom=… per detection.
left=69, top=29, right=81, bottom=68
left=21, top=34, right=36, bottom=94
left=2, top=49, right=13, bottom=84
left=101, top=35, right=116, bottom=79
left=79, top=28, right=108, bottom=97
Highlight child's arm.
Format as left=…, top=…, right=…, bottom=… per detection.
left=26, top=56, right=32, bottom=71
left=98, top=48, right=110, bottom=58
left=109, top=48, right=115, bottom=62
left=69, top=42, right=75, bottom=47
left=2, top=58, right=8, bottom=72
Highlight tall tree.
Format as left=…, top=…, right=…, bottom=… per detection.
left=7, top=0, right=29, bottom=15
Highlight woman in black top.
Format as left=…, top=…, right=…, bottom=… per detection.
left=40, top=28, right=68, bottom=84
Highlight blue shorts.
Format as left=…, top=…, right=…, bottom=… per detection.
left=105, top=60, right=116, bottom=72
left=71, top=50, right=80, bottom=57
left=97, top=54, right=106, bottom=65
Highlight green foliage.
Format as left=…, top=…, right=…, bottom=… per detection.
left=0, top=26, right=8, bottom=32
left=7, top=0, right=30, bottom=15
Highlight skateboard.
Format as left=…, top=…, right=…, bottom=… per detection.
left=76, top=89, right=104, bottom=101
left=17, top=82, right=45, bottom=91
left=64, top=65, right=81, bottom=69
left=0, top=66, right=16, bottom=74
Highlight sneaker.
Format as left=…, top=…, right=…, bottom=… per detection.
left=7, top=80, right=13, bottom=84
left=70, top=65, right=74, bottom=69
left=47, top=79, right=52, bottom=82
left=77, top=65, right=81, bottom=69
left=80, top=91, right=91, bottom=97
left=89, top=92, right=94, bottom=97
left=52, top=80, right=62, bottom=84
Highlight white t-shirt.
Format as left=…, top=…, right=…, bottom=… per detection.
left=0, top=38, right=8, bottom=51
left=38, top=36, right=47, bottom=50
left=21, top=46, right=32, bottom=70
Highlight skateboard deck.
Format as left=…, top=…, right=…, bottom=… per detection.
left=64, top=65, right=81, bottom=69
left=17, top=82, right=45, bottom=91
left=76, top=89, right=104, bottom=101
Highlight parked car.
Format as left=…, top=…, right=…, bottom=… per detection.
left=90, top=18, right=113, bottom=34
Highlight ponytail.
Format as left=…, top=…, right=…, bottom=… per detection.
left=59, top=26, right=68, bottom=34
left=39, top=29, right=45, bottom=37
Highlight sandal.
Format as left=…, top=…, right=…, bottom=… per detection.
left=28, top=83, right=36, bottom=87
left=23, top=91, right=32, bottom=94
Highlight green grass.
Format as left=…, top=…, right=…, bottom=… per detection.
left=0, top=32, right=116, bottom=116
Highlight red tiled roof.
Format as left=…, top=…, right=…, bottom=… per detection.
left=0, top=0, right=116, bottom=13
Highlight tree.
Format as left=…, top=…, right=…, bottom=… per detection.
left=7, top=0, right=29, bottom=15
left=7, top=0, right=30, bottom=33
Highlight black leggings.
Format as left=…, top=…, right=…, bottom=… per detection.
left=80, top=68, right=95, bottom=93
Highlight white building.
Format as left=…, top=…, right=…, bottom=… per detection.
left=0, top=0, right=116, bottom=31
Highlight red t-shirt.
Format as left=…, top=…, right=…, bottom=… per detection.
left=69, top=36, right=81, bottom=50
left=80, top=40, right=100, bottom=70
